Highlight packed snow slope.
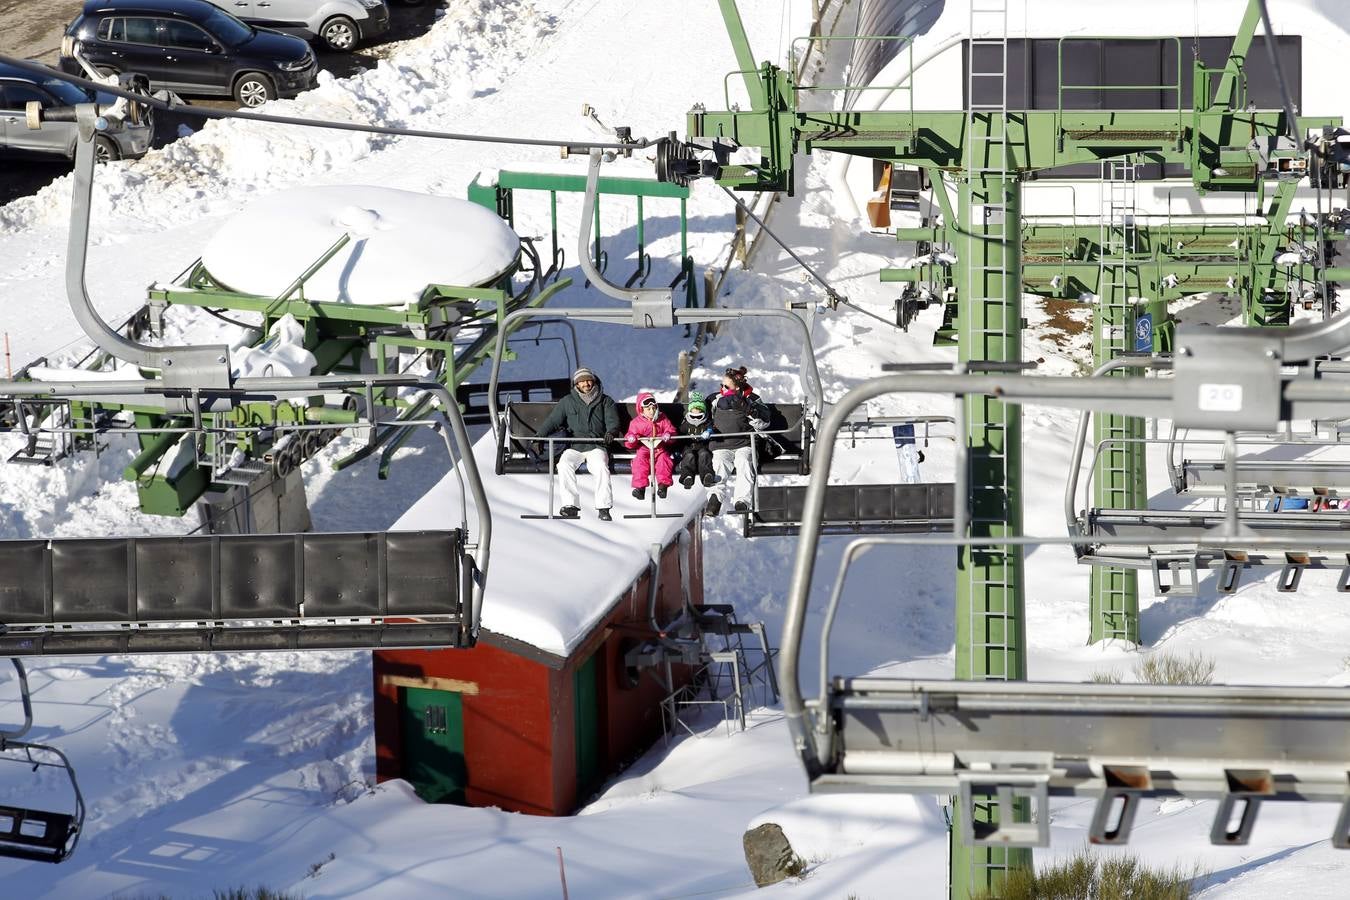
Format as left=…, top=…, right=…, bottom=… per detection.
left=2, top=0, right=1350, bottom=897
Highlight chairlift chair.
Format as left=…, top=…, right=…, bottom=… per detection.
left=1070, top=393, right=1350, bottom=594
left=744, top=414, right=957, bottom=538
left=484, top=150, right=824, bottom=521
left=781, top=360, right=1350, bottom=850
left=0, top=660, right=84, bottom=864
left=0, top=108, right=494, bottom=654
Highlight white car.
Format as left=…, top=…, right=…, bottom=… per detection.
left=219, top=0, right=390, bottom=52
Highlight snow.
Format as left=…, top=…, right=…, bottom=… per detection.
left=396, top=433, right=705, bottom=658
left=201, top=185, right=521, bottom=306
left=0, top=0, right=1348, bottom=897
left=229, top=313, right=315, bottom=379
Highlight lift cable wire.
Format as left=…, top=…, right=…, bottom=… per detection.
left=1254, top=0, right=1333, bottom=317
left=718, top=185, right=847, bottom=305
left=718, top=186, right=911, bottom=329
left=0, top=53, right=651, bottom=153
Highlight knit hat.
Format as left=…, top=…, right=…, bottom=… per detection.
left=686, top=391, right=707, bottom=423
left=572, top=366, right=599, bottom=386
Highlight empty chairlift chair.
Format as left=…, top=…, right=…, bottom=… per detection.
left=780, top=371, right=1350, bottom=851
left=1071, top=410, right=1350, bottom=595
left=744, top=415, right=957, bottom=538
left=0, top=660, right=84, bottom=863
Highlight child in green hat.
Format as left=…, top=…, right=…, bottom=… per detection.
left=675, top=391, right=717, bottom=489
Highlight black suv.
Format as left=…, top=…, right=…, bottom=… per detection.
left=62, top=0, right=318, bottom=108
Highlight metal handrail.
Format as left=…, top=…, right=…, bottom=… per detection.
left=1057, top=36, right=1184, bottom=118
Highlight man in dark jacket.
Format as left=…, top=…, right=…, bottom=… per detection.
left=535, top=366, right=620, bottom=520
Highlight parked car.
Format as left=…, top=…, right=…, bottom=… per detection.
left=0, top=62, right=151, bottom=162
left=61, top=0, right=318, bottom=108
left=222, top=0, right=391, bottom=52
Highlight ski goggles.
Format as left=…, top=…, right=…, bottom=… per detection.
left=686, top=409, right=707, bottom=423
left=640, top=396, right=658, bottom=409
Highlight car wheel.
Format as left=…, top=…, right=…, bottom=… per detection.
left=94, top=135, right=121, bottom=164
left=234, top=72, right=275, bottom=108
left=320, top=16, right=358, bottom=51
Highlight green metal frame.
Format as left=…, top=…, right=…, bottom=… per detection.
left=467, top=169, right=697, bottom=306
left=703, top=1, right=1342, bottom=896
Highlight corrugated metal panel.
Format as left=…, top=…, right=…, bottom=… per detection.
left=846, top=0, right=947, bottom=107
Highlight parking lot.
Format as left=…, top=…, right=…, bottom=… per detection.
left=0, top=0, right=444, bottom=204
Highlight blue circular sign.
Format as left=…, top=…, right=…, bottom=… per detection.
left=1134, top=315, right=1153, bottom=350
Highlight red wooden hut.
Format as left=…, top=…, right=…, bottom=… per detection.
left=374, top=496, right=703, bottom=816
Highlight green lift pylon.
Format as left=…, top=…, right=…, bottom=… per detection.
left=1089, top=157, right=1148, bottom=644
left=949, top=1, right=1032, bottom=891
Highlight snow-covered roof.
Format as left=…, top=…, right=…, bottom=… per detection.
left=201, top=185, right=521, bottom=307
left=395, top=431, right=705, bottom=659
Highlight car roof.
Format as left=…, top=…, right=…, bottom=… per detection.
left=0, top=61, right=54, bottom=82
left=82, top=0, right=222, bottom=19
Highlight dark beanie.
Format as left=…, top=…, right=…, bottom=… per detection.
left=572, top=366, right=598, bottom=385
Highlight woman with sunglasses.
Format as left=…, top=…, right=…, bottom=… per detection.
left=623, top=391, right=677, bottom=499
left=708, top=366, right=771, bottom=516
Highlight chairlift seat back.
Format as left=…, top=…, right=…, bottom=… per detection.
left=746, top=483, right=955, bottom=537
left=458, top=378, right=571, bottom=427
left=0, top=531, right=470, bottom=656
left=499, top=401, right=811, bottom=475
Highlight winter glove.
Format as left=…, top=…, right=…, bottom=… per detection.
left=700, top=428, right=714, bottom=441
left=603, top=431, right=618, bottom=448
left=531, top=441, right=546, bottom=457
left=748, top=416, right=769, bottom=432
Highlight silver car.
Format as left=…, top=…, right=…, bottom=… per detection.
left=220, top=0, right=391, bottom=51
left=0, top=63, right=152, bottom=162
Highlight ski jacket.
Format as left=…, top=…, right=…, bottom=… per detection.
left=709, top=387, right=769, bottom=450
left=536, top=382, right=621, bottom=442
left=623, top=392, right=676, bottom=448
left=677, top=417, right=715, bottom=441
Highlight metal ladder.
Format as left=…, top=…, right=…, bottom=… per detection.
left=962, top=0, right=1024, bottom=893
left=7, top=401, right=74, bottom=466
left=964, top=0, right=1014, bottom=686
left=1095, top=157, right=1145, bottom=637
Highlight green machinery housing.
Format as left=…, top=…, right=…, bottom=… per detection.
left=671, top=0, right=1349, bottom=896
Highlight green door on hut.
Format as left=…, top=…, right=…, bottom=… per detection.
left=399, top=686, right=467, bottom=804
left=574, top=652, right=602, bottom=797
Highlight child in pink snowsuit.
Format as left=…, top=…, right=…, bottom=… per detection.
left=624, top=392, right=676, bottom=498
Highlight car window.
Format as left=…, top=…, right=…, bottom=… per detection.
left=0, top=83, right=51, bottom=111
left=201, top=8, right=254, bottom=47
left=120, top=18, right=162, bottom=46
left=39, top=76, right=92, bottom=107
left=163, top=20, right=215, bottom=51
left=101, top=18, right=124, bottom=42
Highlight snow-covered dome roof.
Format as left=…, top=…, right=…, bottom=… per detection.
left=201, top=185, right=521, bottom=306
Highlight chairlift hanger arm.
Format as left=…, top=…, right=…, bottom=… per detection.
left=64, top=104, right=229, bottom=380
